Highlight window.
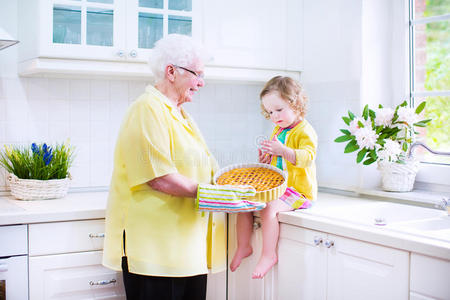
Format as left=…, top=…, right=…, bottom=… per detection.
left=409, top=0, right=450, bottom=165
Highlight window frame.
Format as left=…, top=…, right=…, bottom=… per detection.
left=408, top=0, right=450, bottom=191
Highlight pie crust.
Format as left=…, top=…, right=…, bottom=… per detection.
left=213, top=163, right=287, bottom=203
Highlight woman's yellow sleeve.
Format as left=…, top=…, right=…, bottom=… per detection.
left=121, top=103, right=177, bottom=189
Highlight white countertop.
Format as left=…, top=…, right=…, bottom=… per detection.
left=0, top=191, right=108, bottom=225
left=0, top=190, right=449, bottom=260
left=279, top=192, right=450, bottom=260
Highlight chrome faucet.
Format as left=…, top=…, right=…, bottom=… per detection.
left=408, top=141, right=450, bottom=158
left=435, top=197, right=450, bottom=216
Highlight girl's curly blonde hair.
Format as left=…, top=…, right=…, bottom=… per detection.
left=260, top=76, right=308, bottom=120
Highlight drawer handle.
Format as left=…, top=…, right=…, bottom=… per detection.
left=324, top=239, right=334, bottom=248
left=89, top=233, right=105, bottom=238
left=89, top=279, right=116, bottom=286
left=313, top=236, right=323, bottom=246
left=0, top=264, right=8, bottom=272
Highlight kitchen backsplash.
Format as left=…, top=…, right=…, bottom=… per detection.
left=0, top=75, right=361, bottom=192
left=0, top=77, right=276, bottom=190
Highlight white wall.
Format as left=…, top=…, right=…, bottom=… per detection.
left=359, top=0, right=409, bottom=190
left=0, top=76, right=268, bottom=191
left=303, top=0, right=408, bottom=191
left=302, top=0, right=363, bottom=191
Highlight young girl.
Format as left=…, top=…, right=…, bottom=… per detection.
left=230, top=76, right=318, bottom=279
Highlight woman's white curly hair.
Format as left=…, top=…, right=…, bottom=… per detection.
left=149, top=34, right=210, bottom=83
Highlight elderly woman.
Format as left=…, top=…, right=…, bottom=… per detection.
left=102, top=34, right=260, bottom=300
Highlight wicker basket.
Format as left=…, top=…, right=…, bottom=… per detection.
left=377, top=160, right=419, bottom=192
left=213, top=163, right=287, bottom=203
left=7, top=173, right=71, bottom=200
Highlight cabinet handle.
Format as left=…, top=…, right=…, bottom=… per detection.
left=117, top=50, right=125, bottom=57
left=253, top=221, right=261, bottom=230
left=313, top=236, right=323, bottom=246
left=129, top=50, right=137, bottom=58
left=0, top=264, right=8, bottom=272
left=89, top=233, right=105, bottom=238
left=324, top=239, right=334, bottom=248
left=89, top=279, right=116, bottom=286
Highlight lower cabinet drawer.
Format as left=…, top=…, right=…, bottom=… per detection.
left=29, top=219, right=105, bottom=256
left=0, top=224, right=28, bottom=256
left=29, top=250, right=125, bottom=300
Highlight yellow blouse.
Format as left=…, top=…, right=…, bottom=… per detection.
left=102, top=85, right=226, bottom=277
left=270, top=120, right=318, bottom=201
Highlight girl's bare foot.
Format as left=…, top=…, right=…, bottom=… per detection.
left=230, top=246, right=253, bottom=272
left=251, top=254, right=278, bottom=279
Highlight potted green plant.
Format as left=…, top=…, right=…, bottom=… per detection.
left=334, top=101, right=431, bottom=192
left=0, top=142, right=74, bottom=200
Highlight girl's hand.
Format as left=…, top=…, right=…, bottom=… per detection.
left=260, top=137, right=285, bottom=157
left=258, top=148, right=272, bottom=164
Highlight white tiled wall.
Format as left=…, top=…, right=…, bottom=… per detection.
left=0, top=77, right=269, bottom=191
left=0, top=73, right=351, bottom=192
left=305, top=81, right=361, bottom=190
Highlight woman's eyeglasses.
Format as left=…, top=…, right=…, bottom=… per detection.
left=173, top=65, right=204, bottom=79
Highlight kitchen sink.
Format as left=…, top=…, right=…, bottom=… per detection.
left=388, top=216, right=450, bottom=242
left=401, top=217, right=450, bottom=231
left=307, top=201, right=447, bottom=226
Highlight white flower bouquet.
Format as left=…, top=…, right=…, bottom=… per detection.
left=334, top=101, right=431, bottom=165
left=334, top=101, right=431, bottom=192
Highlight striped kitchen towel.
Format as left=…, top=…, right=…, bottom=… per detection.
left=197, top=184, right=266, bottom=213
left=279, top=187, right=312, bottom=210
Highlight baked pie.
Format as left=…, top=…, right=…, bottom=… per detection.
left=214, top=163, right=287, bottom=203
left=216, top=167, right=285, bottom=192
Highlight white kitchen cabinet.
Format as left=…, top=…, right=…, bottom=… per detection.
left=18, top=0, right=199, bottom=63
left=29, top=250, right=125, bottom=300
left=276, top=224, right=409, bottom=300
left=410, top=253, right=450, bottom=300
left=227, top=215, right=270, bottom=300
left=17, top=0, right=302, bottom=81
left=326, top=233, right=409, bottom=300
left=202, top=0, right=303, bottom=71
left=276, top=225, right=327, bottom=300
left=18, top=0, right=200, bottom=77
left=0, top=225, right=28, bottom=300
left=28, top=219, right=106, bottom=256
left=18, top=0, right=125, bottom=62
left=28, top=220, right=125, bottom=300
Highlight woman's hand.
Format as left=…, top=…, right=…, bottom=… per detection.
left=197, top=184, right=265, bottom=213
left=258, top=148, right=272, bottom=164
left=260, top=137, right=285, bottom=157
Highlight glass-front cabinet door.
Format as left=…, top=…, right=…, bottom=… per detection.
left=126, top=0, right=201, bottom=62
left=38, top=0, right=200, bottom=62
left=41, top=0, right=126, bottom=60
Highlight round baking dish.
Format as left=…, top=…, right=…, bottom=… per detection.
left=213, top=163, right=287, bottom=203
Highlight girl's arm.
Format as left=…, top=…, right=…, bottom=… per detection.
left=280, top=146, right=296, bottom=165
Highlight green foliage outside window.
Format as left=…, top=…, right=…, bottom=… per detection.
left=420, top=0, right=450, bottom=160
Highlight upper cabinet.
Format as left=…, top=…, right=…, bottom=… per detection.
left=17, top=0, right=302, bottom=82
left=202, top=0, right=303, bottom=71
